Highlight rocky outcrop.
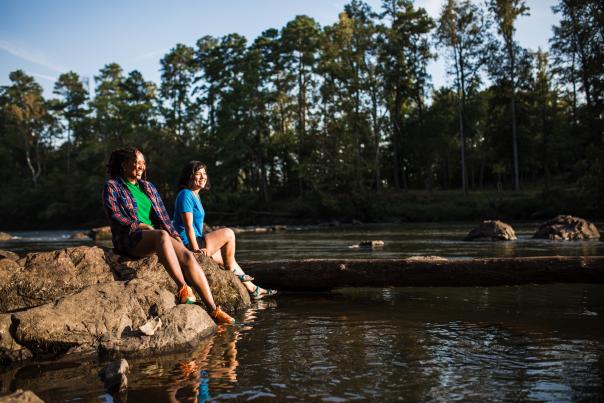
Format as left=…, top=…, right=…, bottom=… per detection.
left=464, top=220, right=517, bottom=241
left=0, top=246, right=250, bottom=363
left=0, top=232, right=12, bottom=241
left=0, top=246, right=249, bottom=314
left=533, top=215, right=600, bottom=240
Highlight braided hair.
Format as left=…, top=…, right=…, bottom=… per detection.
left=106, top=147, right=143, bottom=179
left=177, top=161, right=210, bottom=191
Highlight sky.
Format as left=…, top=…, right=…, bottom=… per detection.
left=0, top=0, right=561, bottom=98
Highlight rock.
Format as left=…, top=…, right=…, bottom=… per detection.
left=405, top=256, right=448, bottom=262
left=99, top=304, right=216, bottom=358
left=0, top=250, right=19, bottom=261
left=11, top=279, right=219, bottom=359
left=0, top=314, right=32, bottom=363
left=69, top=231, right=91, bottom=240
left=0, top=389, right=43, bottom=403
left=533, top=215, right=600, bottom=240
left=464, top=220, right=517, bottom=241
left=0, top=232, right=12, bottom=241
left=350, top=240, right=385, bottom=249
left=1, top=246, right=249, bottom=314
left=138, top=317, right=162, bottom=336
left=101, top=359, right=129, bottom=391
left=88, top=226, right=112, bottom=241
left=0, top=246, right=115, bottom=313
left=352, top=219, right=363, bottom=225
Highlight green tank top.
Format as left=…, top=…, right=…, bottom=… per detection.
left=122, top=179, right=154, bottom=227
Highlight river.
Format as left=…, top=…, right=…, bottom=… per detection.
left=1, top=223, right=603, bottom=402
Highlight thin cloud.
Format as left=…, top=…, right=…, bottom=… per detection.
left=130, top=47, right=171, bottom=62
left=30, top=72, right=58, bottom=83
left=0, top=39, right=66, bottom=73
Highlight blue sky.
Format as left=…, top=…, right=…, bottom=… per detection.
left=0, top=0, right=560, bottom=97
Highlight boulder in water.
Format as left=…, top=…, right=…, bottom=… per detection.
left=533, top=215, right=600, bottom=240
left=88, top=226, right=112, bottom=241
left=464, top=220, right=517, bottom=241
left=0, top=232, right=12, bottom=241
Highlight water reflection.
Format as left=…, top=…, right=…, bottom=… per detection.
left=1, top=287, right=603, bottom=401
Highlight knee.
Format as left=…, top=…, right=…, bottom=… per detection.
left=225, top=228, right=235, bottom=241
left=156, top=230, right=171, bottom=245
left=182, top=250, right=197, bottom=267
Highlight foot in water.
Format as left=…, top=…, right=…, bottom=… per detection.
left=250, top=286, right=278, bottom=300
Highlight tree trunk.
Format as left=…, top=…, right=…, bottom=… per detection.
left=243, top=256, right=604, bottom=291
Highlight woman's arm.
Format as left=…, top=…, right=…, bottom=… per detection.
left=102, top=181, right=138, bottom=234
left=181, top=212, right=201, bottom=251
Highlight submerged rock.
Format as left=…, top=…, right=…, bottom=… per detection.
left=533, top=215, right=600, bottom=240
left=464, top=220, right=517, bottom=241
left=101, top=358, right=129, bottom=391
left=350, top=240, right=385, bottom=249
left=0, top=389, right=43, bottom=403
left=69, top=231, right=91, bottom=240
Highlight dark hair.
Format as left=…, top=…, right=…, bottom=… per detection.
left=106, top=147, right=144, bottom=179
left=177, top=161, right=210, bottom=191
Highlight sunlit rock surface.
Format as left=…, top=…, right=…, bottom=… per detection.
left=533, top=215, right=600, bottom=240
left=464, top=220, right=517, bottom=241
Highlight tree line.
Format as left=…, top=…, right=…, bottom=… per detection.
left=1, top=0, right=602, bottom=229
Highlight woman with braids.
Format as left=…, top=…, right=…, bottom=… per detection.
left=102, top=147, right=235, bottom=324
left=173, top=161, right=277, bottom=300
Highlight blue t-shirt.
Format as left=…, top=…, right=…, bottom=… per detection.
left=172, top=189, right=205, bottom=246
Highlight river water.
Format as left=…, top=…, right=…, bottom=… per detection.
left=1, top=223, right=603, bottom=402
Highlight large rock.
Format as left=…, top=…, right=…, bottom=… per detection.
left=464, top=220, right=517, bottom=241
left=0, top=247, right=115, bottom=313
left=12, top=280, right=216, bottom=358
left=0, top=232, right=12, bottom=241
left=0, top=246, right=249, bottom=314
left=533, top=215, right=600, bottom=240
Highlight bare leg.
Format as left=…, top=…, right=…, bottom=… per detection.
left=203, top=228, right=269, bottom=295
left=169, top=237, right=218, bottom=311
left=126, top=230, right=187, bottom=287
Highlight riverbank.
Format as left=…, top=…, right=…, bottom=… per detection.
left=1, top=186, right=599, bottom=231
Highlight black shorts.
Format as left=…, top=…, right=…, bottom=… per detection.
left=187, top=235, right=206, bottom=251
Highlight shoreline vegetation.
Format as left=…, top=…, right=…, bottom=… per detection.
left=1, top=186, right=602, bottom=232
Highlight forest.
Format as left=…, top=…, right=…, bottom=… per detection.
left=0, top=0, right=602, bottom=229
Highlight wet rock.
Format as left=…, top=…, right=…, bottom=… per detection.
left=0, top=314, right=32, bottom=363
left=69, top=231, right=91, bottom=240
left=405, top=256, right=448, bottom=262
left=350, top=240, right=385, bottom=249
left=88, top=226, right=112, bottom=241
left=101, top=358, right=129, bottom=391
left=464, top=220, right=517, bottom=241
left=99, top=304, right=216, bottom=358
left=0, top=232, right=12, bottom=241
left=0, top=246, right=115, bottom=313
left=0, top=389, right=43, bottom=403
left=533, top=215, right=600, bottom=240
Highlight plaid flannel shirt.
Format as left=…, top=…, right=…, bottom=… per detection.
left=102, top=178, right=180, bottom=251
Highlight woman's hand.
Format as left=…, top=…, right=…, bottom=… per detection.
left=138, top=223, right=154, bottom=230
left=194, top=248, right=208, bottom=256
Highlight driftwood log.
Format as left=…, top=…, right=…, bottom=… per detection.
left=243, top=256, right=604, bottom=291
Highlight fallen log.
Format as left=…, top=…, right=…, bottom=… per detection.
left=242, top=256, right=604, bottom=291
